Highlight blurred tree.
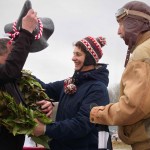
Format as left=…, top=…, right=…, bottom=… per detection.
left=108, top=84, right=120, bottom=103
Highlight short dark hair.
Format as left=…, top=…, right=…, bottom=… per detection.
left=0, top=38, right=10, bottom=56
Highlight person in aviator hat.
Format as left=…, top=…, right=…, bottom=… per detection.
left=32, top=36, right=112, bottom=150
left=90, top=1, right=150, bottom=150
left=4, top=0, right=54, bottom=52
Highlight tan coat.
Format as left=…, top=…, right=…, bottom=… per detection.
left=90, top=32, right=150, bottom=150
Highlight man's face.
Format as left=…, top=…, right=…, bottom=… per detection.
left=117, top=20, right=125, bottom=40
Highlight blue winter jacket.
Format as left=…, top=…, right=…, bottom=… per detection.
left=38, top=64, right=111, bottom=150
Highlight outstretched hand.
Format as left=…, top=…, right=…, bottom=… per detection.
left=33, top=119, right=46, bottom=137
left=90, top=106, right=105, bottom=123
left=22, top=9, right=38, bottom=33
left=36, top=100, right=54, bottom=118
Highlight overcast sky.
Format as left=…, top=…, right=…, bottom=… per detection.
left=0, top=0, right=149, bottom=87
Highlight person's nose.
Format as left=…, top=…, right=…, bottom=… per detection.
left=72, top=55, right=76, bottom=61
left=117, top=25, right=121, bottom=35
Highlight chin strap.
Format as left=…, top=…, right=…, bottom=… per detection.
left=124, top=48, right=130, bottom=67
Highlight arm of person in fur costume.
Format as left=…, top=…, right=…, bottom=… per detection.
left=90, top=61, right=150, bottom=126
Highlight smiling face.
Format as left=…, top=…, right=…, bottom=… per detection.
left=72, top=46, right=95, bottom=72
left=72, top=46, right=86, bottom=71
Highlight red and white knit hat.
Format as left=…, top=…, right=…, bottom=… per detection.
left=80, top=36, right=106, bottom=64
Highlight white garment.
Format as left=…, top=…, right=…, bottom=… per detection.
left=98, top=131, right=109, bottom=149
left=24, top=135, right=36, bottom=147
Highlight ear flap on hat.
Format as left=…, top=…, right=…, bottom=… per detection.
left=4, top=0, right=54, bottom=53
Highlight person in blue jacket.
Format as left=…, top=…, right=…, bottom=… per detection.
left=33, top=36, right=112, bottom=150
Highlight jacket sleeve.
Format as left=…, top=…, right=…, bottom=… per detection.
left=36, top=78, right=64, bottom=101
left=0, top=29, right=34, bottom=82
left=90, top=60, right=150, bottom=126
left=45, top=83, right=110, bottom=140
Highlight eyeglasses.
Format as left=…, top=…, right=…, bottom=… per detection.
left=115, top=8, right=150, bottom=22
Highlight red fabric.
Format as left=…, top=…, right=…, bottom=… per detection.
left=23, top=147, right=46, bottom=150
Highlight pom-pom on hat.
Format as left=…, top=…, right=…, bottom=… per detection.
left=80, top=36, right=106, bottom=65
left=4, top=0, right=54, bottom=52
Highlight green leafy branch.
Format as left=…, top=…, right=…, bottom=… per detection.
left=0, top=70, right=53, bottom=149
